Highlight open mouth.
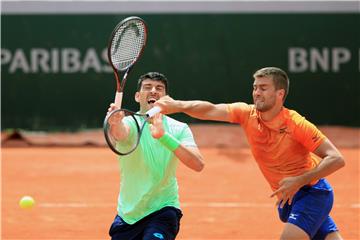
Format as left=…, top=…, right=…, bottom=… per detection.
left=147, top=99, right=156, bottom=104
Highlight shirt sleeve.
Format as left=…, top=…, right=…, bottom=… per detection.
left=227, top=102, right=252, bottom=125
left=178, top=124, right=197, bottom=147
left=166, top=117, right=197, bottom=148
left=291, top=113, right=326, bottom=152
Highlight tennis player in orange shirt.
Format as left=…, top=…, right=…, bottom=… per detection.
left=155, top=67, right=345, bottom=240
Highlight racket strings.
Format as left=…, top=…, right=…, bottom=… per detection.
left=104, top=110, right=142, bottom=155
left=111, top=20, right=146, bottom=70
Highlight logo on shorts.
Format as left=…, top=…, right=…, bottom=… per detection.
left=289, top=213, right=298, bottom=220
left=153, top=233, right=164, bottom=239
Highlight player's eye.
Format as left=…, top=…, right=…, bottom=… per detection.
left=156, top=86, right=165, bottom=91
left=142, top=85, right=153, bottom=91
left=142, top=84, right=165, bottom=92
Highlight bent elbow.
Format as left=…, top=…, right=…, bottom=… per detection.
left=332, top=154, right=346, bottom=171
left=194, top=160, right=205, bottom=172
left=338, top=156, right=345, bottom=169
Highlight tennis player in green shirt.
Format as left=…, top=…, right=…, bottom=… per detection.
left=106, top=72, right=204, bottom=240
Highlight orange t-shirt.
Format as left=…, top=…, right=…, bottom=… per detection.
left=228, top=102, right=325, bottom=191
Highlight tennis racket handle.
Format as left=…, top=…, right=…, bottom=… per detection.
left=114, top=92, right=123, bottom=108
left=146, top=106, right=161, bottom=117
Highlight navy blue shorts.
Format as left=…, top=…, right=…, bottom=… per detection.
left=278, top=178, right=338, bottom=240
left=109, top=206, right=183, bottom=240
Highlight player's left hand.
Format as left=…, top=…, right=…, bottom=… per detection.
left=270, top=176, right=305, bottom=208
left=154, top=95, right=179, bottom=114
left=149, top=113, right=165, bottom=139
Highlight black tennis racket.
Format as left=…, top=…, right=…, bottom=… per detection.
left=107, top=16, right=147, bottom=108
left=104, top=107, right=161, bottom=155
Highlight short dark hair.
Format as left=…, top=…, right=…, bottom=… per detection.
left=253, top=67, right=290, bottom=101
left=137, top=72, right=169, bottom=93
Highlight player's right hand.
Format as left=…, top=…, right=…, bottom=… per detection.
left=107, top=103, right=119, bottom=114
left=107, top=103, right=124, bottom=125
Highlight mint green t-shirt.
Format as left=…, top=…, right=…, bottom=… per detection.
left=116, top=115, right=197, bottom=224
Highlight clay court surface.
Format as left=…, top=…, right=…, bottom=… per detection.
left=2, top=125, right=359, bottom=239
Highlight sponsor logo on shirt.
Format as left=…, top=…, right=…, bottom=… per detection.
left=279, top=126, right=287, bottom=134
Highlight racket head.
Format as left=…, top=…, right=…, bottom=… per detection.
left=107, top=16, right=147, bottom=72
left=103, top=109, right=143, bottom=156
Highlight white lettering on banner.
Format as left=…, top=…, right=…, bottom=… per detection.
left=51, top=48, right=59, bottom=73
left=1, top=48, right=11, bottom=65
left=0, top=48, right=112, bottom=74
left=81, top=48, right=101, bottom=72
left=62, top=48, right=81, bottom=73
left=102, top=48, right=112, bottom=72
left=310, top=48, right=329, bottom=72
left=289, top=48, right=307, bottom=72
left=288, top=47, right=354, bottom=73
left=10, top=49, right=30, bottom=73
left=31, top=48, right=50, bottom=73
left=332, top=48, right=351, bottom=72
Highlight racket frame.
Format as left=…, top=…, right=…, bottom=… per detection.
left=103, top=107, right=161, bottom=156
left=107, top=16, right=148, bottom=107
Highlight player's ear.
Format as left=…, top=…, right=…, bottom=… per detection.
left=135, top=92, right=140, bottom=103
left=277, top=89, right=285, bottom=100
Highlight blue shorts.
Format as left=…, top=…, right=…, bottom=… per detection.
left=278, top=178, right=338, bottom=240
left=109, top=206, right=183, bottom=240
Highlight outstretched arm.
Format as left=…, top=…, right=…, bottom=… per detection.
left=155, top=96, right=231, bottom=122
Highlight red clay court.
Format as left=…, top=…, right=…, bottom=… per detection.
left=2, top=125, right=359, bottom=239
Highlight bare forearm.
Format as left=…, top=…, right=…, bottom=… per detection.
left=173, top=100, right=230, bottom=122
left=270, top=153, right=345, bottom=206
left=299, top=155, right=345, bottom=185
left=174, top=145, right=204, bottom=172
left=110, top=124, right=130, bottom=141
left=299, top=138, right=346, bottom=184
left=156, top=130, right=204, bottom=171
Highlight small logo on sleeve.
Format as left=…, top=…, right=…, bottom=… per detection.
left=312, top=135, right=320, bottom=142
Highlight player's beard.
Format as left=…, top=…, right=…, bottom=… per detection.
left=254, top=97, right=276, bottom=112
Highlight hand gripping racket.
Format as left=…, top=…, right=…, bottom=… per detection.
left=107, top=16, right=147, bottom=108
left=104, top=107, right=161, bottom=156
